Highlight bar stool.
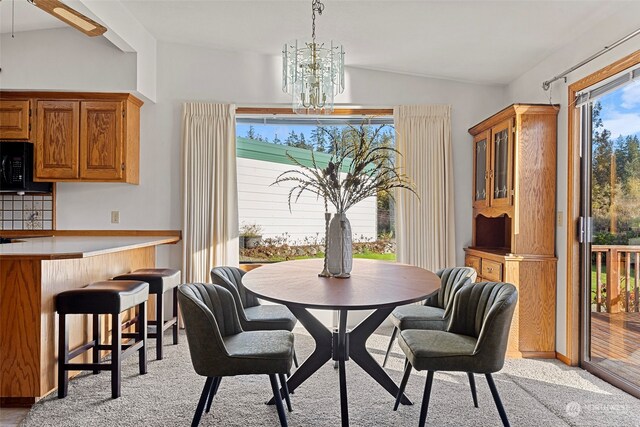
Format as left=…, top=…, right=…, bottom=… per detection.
left=56, top=280, right=149, bottom=399
left=113, top=268, right=181, bottom=360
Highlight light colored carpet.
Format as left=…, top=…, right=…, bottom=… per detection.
left=21, top=327, right=640, bottom=427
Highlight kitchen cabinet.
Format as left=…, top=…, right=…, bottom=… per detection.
left=80, top=101, right=124, bottom=180
left=0, top=99, right=31, bottom=140
left=1, top=92, right=142, bottom=184
left=465, top=104, right=558, bottom=358
left=36, top=100, right=80, bottom=179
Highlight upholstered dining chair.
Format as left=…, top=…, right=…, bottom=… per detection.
left=211, top=266, right=299, bottom=366
left=383, top=267, right=477, bottom=368
left=178, top=283, right=295, bottom=427
left=393, top=282, right=518, bottom=427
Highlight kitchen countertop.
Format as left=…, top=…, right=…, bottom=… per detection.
left=0, top=235, right=180, bottom=260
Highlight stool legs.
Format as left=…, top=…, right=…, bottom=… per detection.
left=58, top=313, right=69, bottom=398
left=57, top=301, right=147, bottom=399
left=156, top=293, right=164, bottom=360
left=138, top=301, right=148, bottom=375
left=173, top=287, right=179, bottom=345
left=92, top=314, right=100, bottom=374
left=111, top=313, right=122, bottom=399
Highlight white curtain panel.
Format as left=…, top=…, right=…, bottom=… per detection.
left=394, top=105, right=455, bottom=271
left=182, top=103, right=239, bottom=283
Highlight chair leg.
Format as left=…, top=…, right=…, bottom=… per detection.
left=382, top=326, right=398, bottom=368
left=156, top=292, right=164, bottom=360
left=111, top=312, right=122, bottom=399
left=92, top=314, right=100, bottom=374
left=205, top=377, right=220, bottom=414
left=138, top=301, right=148, bottom=375
left=394, top=360, right=412, bottom=411
left=278, top=373, right=293, bottom=412
left=172, top=287, right=179, bottom=345
left=293, top=348, right=299, bottom=368
left=192, top=377, right=214, bottom=427
left=418, top=371, right=434, bottom=427
left=468, top=372, right=479, bottom=408
left=486, top=373, right=511, bottom=427
left=57, top=313, right=69, bottom=398
left=269, top=374, right=288, bottom=427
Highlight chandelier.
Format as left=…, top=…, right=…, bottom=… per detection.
left=282, top=0, right=345, bottom=114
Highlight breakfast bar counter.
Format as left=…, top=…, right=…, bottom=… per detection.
left=0, top=234, right=180, bottom=406
left=0, top=235, right=179, bottom=260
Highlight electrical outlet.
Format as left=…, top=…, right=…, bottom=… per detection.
left=557, top=211, right=563, bottom=227
left=111, top=211, right=120, bottom=224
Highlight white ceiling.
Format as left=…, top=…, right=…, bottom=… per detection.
left=1, top=0, right=633, bottom=85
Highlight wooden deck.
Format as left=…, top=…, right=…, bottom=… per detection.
left=591, top=311, right=640, bottom=385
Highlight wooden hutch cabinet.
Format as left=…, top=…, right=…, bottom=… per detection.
left=0, top=92, right=142, bottom=184
left=465, top=104, right=558, bottom=358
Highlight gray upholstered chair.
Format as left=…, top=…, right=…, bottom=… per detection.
left=383, top=267, right=477, bottom=367
left=394, top=282, right=518, bottom=427
left=178, top=283, right=295, bottom=427
left=211, top=266, right=299, bottom=366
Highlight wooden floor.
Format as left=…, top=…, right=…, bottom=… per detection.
left=591, top=311, right=640, bottom=385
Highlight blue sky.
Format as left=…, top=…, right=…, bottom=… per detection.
left=599, top=80, right=640, bottom=139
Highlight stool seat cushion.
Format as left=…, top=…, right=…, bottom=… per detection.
left=222, top=330, right=295, bottom=375
left=390, top=305, right=447, bottom=331
left=113, top=268, right=180, bottom=294
left=244, top=305, right=297, bottom=331
left=56, top=280, right=149, bottom=315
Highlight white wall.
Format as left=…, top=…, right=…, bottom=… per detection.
left=506, top=5, right=640, bottom=355
left=0, top=28, right=136, bottom=92
left=237, top=158, right=377, bottom=243
left=0, top=27, right=506, bottom=273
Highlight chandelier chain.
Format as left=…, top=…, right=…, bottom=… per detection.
left=311, top=0, right=324, bottom=41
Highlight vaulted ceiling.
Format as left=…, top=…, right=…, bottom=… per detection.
left=1, top=0, right=636, bottom=85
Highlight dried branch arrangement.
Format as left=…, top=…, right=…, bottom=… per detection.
left=272, top=122, right=417, bottom=213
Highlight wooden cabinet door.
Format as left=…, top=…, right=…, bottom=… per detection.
left=489, top=120, right=513, bottom=207
left=35, top=101, right=80, bottom=179
left=472, top=131, right=490, bottom=209
left=0, top=100, right=31, bottom=140
left=80, top=101, right=123, bottom=180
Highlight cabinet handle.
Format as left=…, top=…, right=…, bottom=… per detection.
left=487, top=267, right=493, bottom=273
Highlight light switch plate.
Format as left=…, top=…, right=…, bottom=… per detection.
left=111, top=211, right=120, bottom=224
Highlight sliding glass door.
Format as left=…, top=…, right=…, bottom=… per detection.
left=579, top=70, right=640, bottom=397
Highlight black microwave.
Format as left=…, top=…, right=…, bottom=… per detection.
left=0, top=142, right=53, bottom=193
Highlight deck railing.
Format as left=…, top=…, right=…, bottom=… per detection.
left=592, top=245, right=640, bottom=313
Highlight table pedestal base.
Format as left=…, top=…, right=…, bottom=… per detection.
left=269, top=306, right=412, bottom=427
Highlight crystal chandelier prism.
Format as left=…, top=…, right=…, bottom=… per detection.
left=282, top=0, right=345, bottom=115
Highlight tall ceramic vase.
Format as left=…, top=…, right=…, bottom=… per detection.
left=327, top=212, right=352, bottom=277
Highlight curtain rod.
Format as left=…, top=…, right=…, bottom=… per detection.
left=542, top=27, right=640, bottom=91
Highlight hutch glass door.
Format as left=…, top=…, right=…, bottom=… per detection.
left=490, top=120, right=512, bottom=207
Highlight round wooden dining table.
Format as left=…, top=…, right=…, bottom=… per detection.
left=243, top=258, right=441, bottom=427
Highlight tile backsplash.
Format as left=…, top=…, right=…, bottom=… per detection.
left=0, top=194, right=54, bottom=230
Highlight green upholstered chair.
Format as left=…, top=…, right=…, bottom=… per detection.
left=178, top=283, right=295, bottom=427
left=383, top=267, right=477, bottom=367
left=394, top=282, right=518, bottom=427
left=211, top=266, right=299, bottom=366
